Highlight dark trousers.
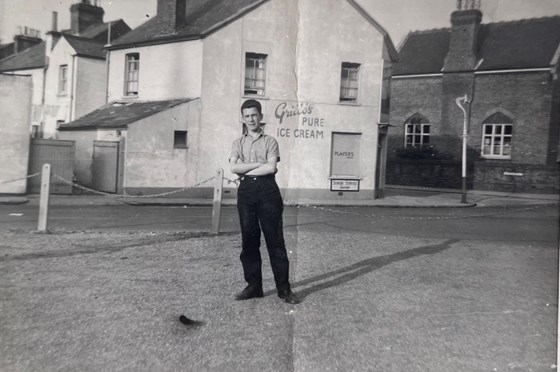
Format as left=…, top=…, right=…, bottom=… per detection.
left=237, top=175, right=290, bottom=292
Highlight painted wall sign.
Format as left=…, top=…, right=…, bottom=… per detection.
left=330, top=179, right=360, bottom=192
left=274, top=101, right=325, bottom=140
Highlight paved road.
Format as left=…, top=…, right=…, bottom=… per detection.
left=0, top=203, right=558, bottom=371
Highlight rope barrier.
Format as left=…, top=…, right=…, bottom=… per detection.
left=298, top=202, right=556, bottom=221
left=4, top=171, right=556, bottom=221
left=0, top=172, right=41, bottom=185
left=52, top=173, right=217, bottom=199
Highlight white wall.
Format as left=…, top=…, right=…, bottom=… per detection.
left=43, top=36, right=74, bottom=138
left=3, top=69, right=44, bottom=133
left=75, top=57, right=107, bottom=119
left=107, top=40, right=203, bottom=102
left=198, top=0, right=385, bottom=198
left=124, top=99, right=201, bottom=188
left=0, top=74, right=32, bottom=194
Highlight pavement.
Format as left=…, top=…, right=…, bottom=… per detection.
left=0, top=185, right=557, bottom=208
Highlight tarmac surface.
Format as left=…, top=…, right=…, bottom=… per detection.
left=0, top=186, right=558, bottom=371
left=0, top=185, right=558, bottom=208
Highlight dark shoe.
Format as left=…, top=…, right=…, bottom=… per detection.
left=278, top=289, right=300, bottom=304
left=235, top=285, right=264, bottom=301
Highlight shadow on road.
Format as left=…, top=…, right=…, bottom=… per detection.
left=271, top=238, right=460, bottom=300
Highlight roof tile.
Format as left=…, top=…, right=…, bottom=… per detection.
left=394, top=16, right=560, bottom=75
left=58, top=98, right=197, bottom=129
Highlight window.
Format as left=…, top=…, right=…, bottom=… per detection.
left=340, top=62, right=360, bottom=102
left=58, top=65, right=68, bottom=94
left=31, top=125, right=40, bottom=138
left=244, top=53, right=267, bottom=96
left=405, top=114, right=430, bottom=147
left=331, top=132, right=361, bottom=177
left=125, top=53, right=140, bottom=96
left=56, top=120, right=65, bottom=129
left=174, top=130, right=188, bottom=148
left=482, top=113, right=513, bottom=159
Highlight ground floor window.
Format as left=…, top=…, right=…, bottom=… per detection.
left=331, top=132, right=361, bottom=177
left=482, top=123, right=512, bottom=158
left=404, top=114, right=430, bottom=147
left=481, top=112, right=513, bottom=159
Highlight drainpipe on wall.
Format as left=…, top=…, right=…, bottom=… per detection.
left=105, top=21, right=111, bottom=103
left=40, top=56, right=49, bottom=138
left=69, top=55, right=76, bottom=122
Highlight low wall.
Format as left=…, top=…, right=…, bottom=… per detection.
left=386, top=159, right=473, bottom=189
left=473, top=161, right=560, bottom=194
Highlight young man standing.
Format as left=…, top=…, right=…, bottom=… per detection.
left=229, top=99, right=299, bottom=304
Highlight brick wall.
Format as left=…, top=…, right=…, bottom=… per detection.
left=474, top=161, right=559, bottom=193
left=387, top=159, right=474, bottom=189
left=388, top=70, right=560, bottom=193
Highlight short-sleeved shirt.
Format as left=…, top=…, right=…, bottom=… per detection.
left=230, top=132, right=280, bottom=163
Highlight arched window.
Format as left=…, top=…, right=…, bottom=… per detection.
left=404, top=114, right=430, bottom=147
left=482, top=113, right=513, bottom=159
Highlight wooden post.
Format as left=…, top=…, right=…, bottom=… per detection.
left=211, top=169, right=224, bottom=235
left=38, top=163, right=51, bottom=232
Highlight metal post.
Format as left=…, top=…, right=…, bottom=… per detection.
left=211, top=169, right=224, bottom=235
left=455, top=95, right=470, bottom=204
left=38, top=163, right=51, bottom=232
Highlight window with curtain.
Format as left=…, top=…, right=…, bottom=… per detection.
left=482, top=112, right=513, bottom=159
left=244, top=53, right=267, bottom=96
left=340, top=62, right=360, bottom=102
left=125, top=53, right=140, bottom=96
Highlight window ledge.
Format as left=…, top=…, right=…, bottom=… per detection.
left=338, top=101, right=361, bottom=106
left=242, top=95, right=269, bottom=100
left=481, top=156, right=512, bottom=160
left=57, top=93, right=67, bottom=97
left=174, top=146, right=188, bottom=149
left=121, top=95, right=139, bottom=100
left=329, top=176, right=363, bottom=180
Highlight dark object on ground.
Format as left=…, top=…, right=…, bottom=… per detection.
left=179, top=315, right=204, bottom=327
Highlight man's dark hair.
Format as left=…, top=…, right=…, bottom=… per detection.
left=240, top=99, right=262, bottom=115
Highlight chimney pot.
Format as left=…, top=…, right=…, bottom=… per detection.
left=52, top=11, right=58, bottom=32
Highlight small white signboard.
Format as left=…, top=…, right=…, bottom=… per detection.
left=330, top=179, right=360, bottom=192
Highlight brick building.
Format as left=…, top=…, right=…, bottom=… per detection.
left=387, top=0, right=560, bottom=194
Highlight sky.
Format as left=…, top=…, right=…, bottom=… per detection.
left=1, top=0, right=560, bottom=46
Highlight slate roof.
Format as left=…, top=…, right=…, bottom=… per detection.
left=110, top=0, right=267, bottom=48
left=63, top=34, right=106, bottom=59
left=58, top=98, right=196, bottom=130
left=394, top=16, right=560, bottom=75
left=108, top=0, right=398, bottom=59
left=78, top=19, right=132, bottom=43
left=0, top=41, right=46, bottom=71
left=0, top=19, right=130, bottom=71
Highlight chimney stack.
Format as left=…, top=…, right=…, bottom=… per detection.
left=52, top=11, right=58, bottom=32
left=443, top=0, right=482, bottom=72
left=13, top=33, right=42, bottom=54
left=157, top=0, right=187, bottom=35
left=70, top=0, right=105, bottom=34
